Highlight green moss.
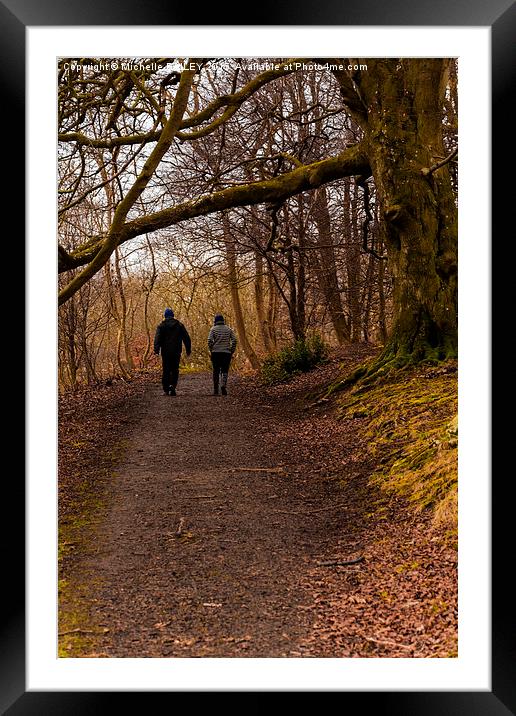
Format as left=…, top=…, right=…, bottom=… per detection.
left=336, top=361, right=458, bottom=538
left=58, top=437, right=128, bottom=657
left=430, top=599, right=448, bottom=615
left=395, top=561, right=421, bottom=574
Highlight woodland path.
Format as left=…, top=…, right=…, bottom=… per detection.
left=60, top=354, right=457, bottom=658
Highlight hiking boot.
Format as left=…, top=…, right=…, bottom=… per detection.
left=213, top=387, right=219, bottom=395
left=169, top=386, right=176, bottom=396
left=221, top=386, right=227, bottom=395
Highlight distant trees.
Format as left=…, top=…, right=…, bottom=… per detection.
left=58, top=57, right=456, bottom=387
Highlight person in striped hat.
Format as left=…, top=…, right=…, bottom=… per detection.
left=207, top=314, right=237, bottom=395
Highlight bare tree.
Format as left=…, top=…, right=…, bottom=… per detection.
left=58, top=57, right=457, bottom=378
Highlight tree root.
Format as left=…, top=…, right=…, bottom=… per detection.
left=325, top=353, right=409, bottom=397
left=325, top=344, right=455, bottom=399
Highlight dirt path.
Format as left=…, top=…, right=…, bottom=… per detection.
left=68, top=371, right=362, bottom=657
left=60, top=358, right=457, bottom=658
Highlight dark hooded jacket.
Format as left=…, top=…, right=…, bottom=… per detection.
left=154, top=318, right=191, bottom=356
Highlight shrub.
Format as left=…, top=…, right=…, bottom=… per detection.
left=261, top=335, right=328, bottom=385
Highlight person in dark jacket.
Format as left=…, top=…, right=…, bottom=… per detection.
left=154, top=308, right=191, bottom=395
left=208, top=314, right=237, bottom=395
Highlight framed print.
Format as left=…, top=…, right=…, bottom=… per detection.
left=7, top=0, right=512, bottom=711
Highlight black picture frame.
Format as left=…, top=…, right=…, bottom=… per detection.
left=8, top=0, right=511, bottom=711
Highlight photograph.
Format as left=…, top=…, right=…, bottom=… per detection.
left=56, top=55, right=460, bottom=661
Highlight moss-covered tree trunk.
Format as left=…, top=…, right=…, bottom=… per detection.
left=367, top=59, right=457, bottom=362
left=377, top=235, right=388, bottom=344
left=335, top=59, right=458, bottom=365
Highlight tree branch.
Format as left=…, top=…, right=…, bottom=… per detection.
left=59, top=66, right=197, bottom=305
left=325, top=59, right=368, bottom=124
left=421, top=147, right=458, bottom=176
left=58, top=59, right=301, bottom=149
left=58, top=143, right=371, bottom=287
left=58, top=129, right=163, bottom=148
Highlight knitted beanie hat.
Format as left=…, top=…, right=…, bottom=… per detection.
left=214, top=313, right=224, bottom=324
left=164, top=308, right=174, bottom=318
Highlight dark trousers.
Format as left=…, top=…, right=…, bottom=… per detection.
left=211, top=352, right=232, bottom=386
left=161, top=352, right=181, bottom=391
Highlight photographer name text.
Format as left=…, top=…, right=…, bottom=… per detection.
left=61, top=60, right=368, bottom=73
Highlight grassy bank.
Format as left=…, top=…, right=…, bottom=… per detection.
left=333, top=360, right=458, bottom=542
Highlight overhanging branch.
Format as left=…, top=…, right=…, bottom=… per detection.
left=58, top=143, right=371, bottom=298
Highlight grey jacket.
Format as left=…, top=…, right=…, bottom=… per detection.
left=208, top=322, right=237, bottom=354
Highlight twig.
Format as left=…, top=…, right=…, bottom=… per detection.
left=273, top=501, right=350, bottom=517
left=175, top=517, right=186, bottom=537
left=265, top=203, right=282, bottom=252
left=307, top=397, right=330, bottom=408
left=272, top=509, right=305, bottom=516
left=230, top=467, right=284, bottom=473
left=59, top=628, right=109, bottom=636
left=421, top=147, right=458, bottom=176
left=364, top=636, right=413, bottom=651
left=359, top=180, right=385, bottom=260
left=303, top=502, right=350, bottom=514
left=317, top=556, right=364, bottom=567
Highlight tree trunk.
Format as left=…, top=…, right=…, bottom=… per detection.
left=361, top=251, right=376, bottom=343
left=114, top=247, right=134, bottom=371
left=335, top=59, right=458, bottom=364
left=312, top=186, right=350, bottom=343
left=77, top=288, right=98, bottom=383
left=104, top=261, right=131, bottom=380
left=377, top=234, right=388, bottom=344
left=366, top=60, right=457, bottom=361
left=266, top=264, right=278, bottom=350
left=142, top=237, right=157, bottom=368
left=346, top=179, right=362, bottom=343
left=295, top=195, right=307, bottom=341
left=282, top=205, right=305, bottom=342
left=65, top=300, right=78, bottom=386
left=254, top=250, right=275, bottom=354
left=223, top=215, right=261, bottom=369
left=100, top=160, right=133, bottom=377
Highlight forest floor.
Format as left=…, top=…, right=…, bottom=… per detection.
left=58, top=345, right=457, bottom=659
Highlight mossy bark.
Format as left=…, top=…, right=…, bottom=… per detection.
left=333, top=59, right=457, bottom=369
left=58, top=143, right=371, bottom=280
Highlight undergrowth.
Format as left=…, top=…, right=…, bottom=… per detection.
left=261, top=335, right=328, bottom=385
